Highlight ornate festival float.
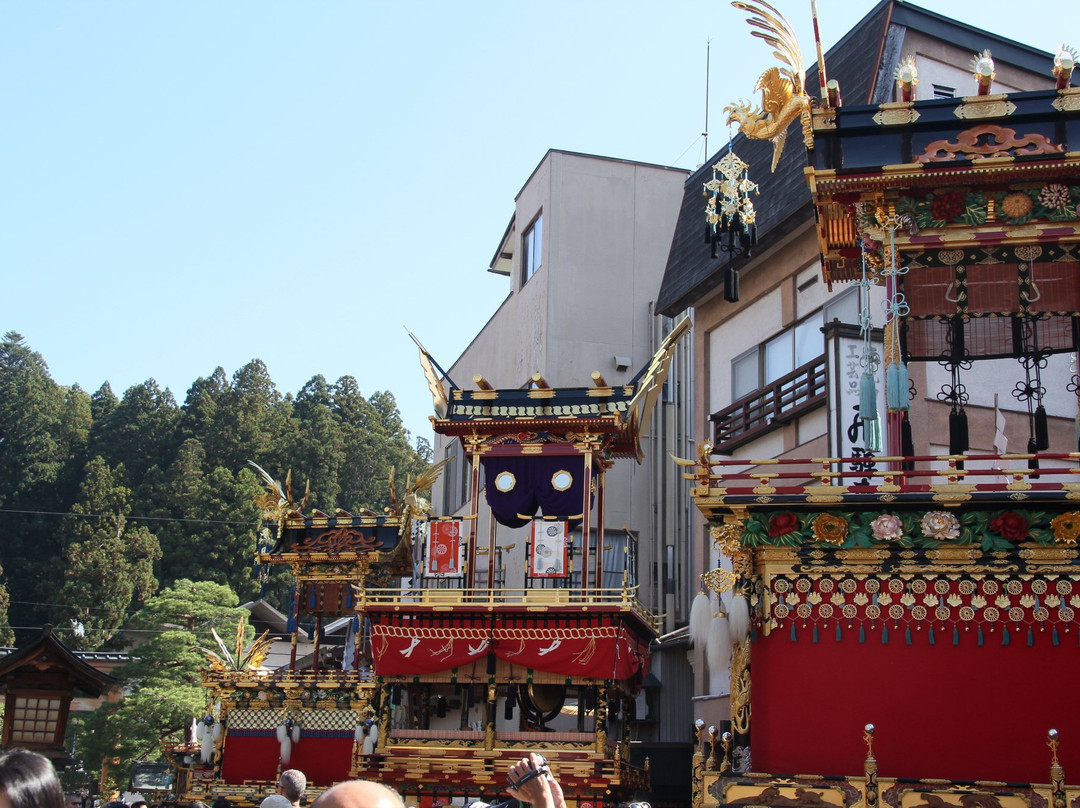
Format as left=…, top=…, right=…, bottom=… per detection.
left=686, top=2, right=1080, bottom=808
left=176, top=324, right=689, bottom=807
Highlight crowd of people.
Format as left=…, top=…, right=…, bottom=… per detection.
left=0, top=749, right=566, bottom=808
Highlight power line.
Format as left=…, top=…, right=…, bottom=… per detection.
left=0, top=508, right=258, bottom=527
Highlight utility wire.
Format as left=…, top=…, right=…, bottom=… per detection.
left=0, top=508, right=258, bottom=527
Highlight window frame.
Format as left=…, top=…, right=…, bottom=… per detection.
left=521, top=212, right=543, bottom=285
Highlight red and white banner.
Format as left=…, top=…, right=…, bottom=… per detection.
left=368, top=614, right=648, bottom=680
left=427, top=520, right=462, bottom=575
left=530, top=521, right=569, bottom=578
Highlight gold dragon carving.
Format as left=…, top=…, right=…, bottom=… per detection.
left=724, top=0, right=814, bottom=172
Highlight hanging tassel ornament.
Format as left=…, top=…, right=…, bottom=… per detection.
left=884, top=226, right=911, bottom=413
left=728, top=593, right=751, bottom=642
left=690, top=591, right=713, bottom=647
left=857, top=243, right=882, bottom=452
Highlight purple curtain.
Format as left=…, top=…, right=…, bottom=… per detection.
left=482, top=455, right=590, bottom=528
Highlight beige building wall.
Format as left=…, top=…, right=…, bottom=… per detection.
left=429, top=149, right=695, bottom=742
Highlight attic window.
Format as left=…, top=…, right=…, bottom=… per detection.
left=932, top=83, right=955, bottom=99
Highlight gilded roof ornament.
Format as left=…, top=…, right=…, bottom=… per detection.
left=723, top=0, right=813, bottom=171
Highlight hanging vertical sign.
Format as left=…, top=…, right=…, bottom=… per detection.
left=530, top=520, right=569, bottom=578
left=427, top=520, right=462, bottom=575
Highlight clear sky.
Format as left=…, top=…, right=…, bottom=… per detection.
left=0, top=1, right=1062, bottom=442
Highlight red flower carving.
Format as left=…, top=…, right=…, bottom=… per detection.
left=989, top=511, right=1028, bottom=542
left=768, top=512, right=799, bottom=537
left=930, top=191, right=965, bottom=222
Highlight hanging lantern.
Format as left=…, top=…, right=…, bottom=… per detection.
left=704, top=145, right=759, bottom=297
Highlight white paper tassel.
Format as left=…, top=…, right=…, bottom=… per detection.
left=291, top=724, right=301, bottom=743
left=275, top=724, right=288, bottom=744
left=361, top=723, right=378, bottom=756
left=280, top=736, right=292, bottom=764
left=368, top=724, right=378, bottom=747
left=729, top=593, right=750, bottom=641
left=212, top=721, right=222, bottom=741
left=354, top=725, right=365, bottom=743
left=689, top=592, right=712, bottom=647
left=199, top=729, right=214, bottom=764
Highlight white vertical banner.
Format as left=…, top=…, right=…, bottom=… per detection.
left=530, top=520, right=569, bottom=578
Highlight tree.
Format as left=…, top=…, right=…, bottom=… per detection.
left=87, top=380, right=181, bottom=487
left=55, top=458, right=162, bottom=649
left=143, top=440, right=262, bottom=599
left=78, top=580, right=248, bottom=793
left=287, top=375, right=347, bottom=510
left=207, top=360, right=292, bottom=473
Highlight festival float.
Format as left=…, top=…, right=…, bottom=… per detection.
left=176, top=323, right=689, bottom=807
left=690, top=2, right=1080, bottom=808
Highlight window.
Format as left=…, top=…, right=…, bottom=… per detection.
left=522, top=214, right=542, bottom=283
left=9, top=695, right=61, bottom=745
left=734, top=314, right=824, bottom=399
left=932, top=83, right=955, bottom=99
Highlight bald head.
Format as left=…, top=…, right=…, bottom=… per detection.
left=312, top=781, right=404, bottom=808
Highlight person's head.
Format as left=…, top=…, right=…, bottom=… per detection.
left=311, top=781, right=404, bottom=808
left=0, top=749, right=63, bottom=808
left=131, top=802, right=147, bottom=808
left=211, top=798, right=233, bottom=808
left=65, top=794, right=82, bottom=808
left=260, top=796, right=293, bottom=808
left=279, top=770, right=307, bottom=804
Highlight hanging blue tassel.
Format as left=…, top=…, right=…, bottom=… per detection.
left=860, top=372, right=878, bottom=421
left=978, top=627, right=984, bottom=646
left=1027, top=628, right=1034, bottom=647
left=953, top=627, right=959, bottom=646
left=865, top=416, right=883, bottom=453
left=813, top=625, right=819, bottom=643
left=1053, top=628, right=1060, bottom=646
left=928, top=627, right=935, bottom=645
left=836, top=624, right=842, bottom=642
left=905, top=626, right=912, bottom=645
left=1002, top=627, right=1010, bottom=646
left=791, top=624, right=798, bottom=642
left=859, top=625, right=865, bottom=643
left=886, top=362, right=911, bottom=412
left=882, top=626, right=889, bottom=644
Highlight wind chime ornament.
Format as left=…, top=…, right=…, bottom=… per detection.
left=196, top=713, right=221, bottom=764
left=704, top=142, right=758, bottom=302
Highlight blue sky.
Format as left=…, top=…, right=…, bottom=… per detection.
left=0, top=1, right=1060, bottom=442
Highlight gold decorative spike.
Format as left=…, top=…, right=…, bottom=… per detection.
left=590, top=370, right=608, bottom=387
left=627, top=315, right=692, bottom=446
left=724, top=0, right=812, bottom=171
left=407, top=329, right=450, bottom=418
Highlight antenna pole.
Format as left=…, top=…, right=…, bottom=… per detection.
left=703, top=38, right=711, bottom=160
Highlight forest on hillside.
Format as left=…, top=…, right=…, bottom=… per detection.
left=0, top=331, right=432, bottom=651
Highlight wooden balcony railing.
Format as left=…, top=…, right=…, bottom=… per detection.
left=710, top=356, right=828, bottom=451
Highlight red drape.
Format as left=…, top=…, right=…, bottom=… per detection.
left=369, top=617, right=647, bottom=680
left=752, top=626, right=1080, bottom=782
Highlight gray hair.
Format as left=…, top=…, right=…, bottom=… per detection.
left=280, top=769, right=308, bottom=802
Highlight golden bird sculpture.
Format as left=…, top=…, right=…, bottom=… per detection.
left=388, top=457, right=450, bottom=537
left=723, top=0, right=813, bottom=172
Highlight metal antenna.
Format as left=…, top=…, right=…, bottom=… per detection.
left=703, top=38, right=711, bottom=161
